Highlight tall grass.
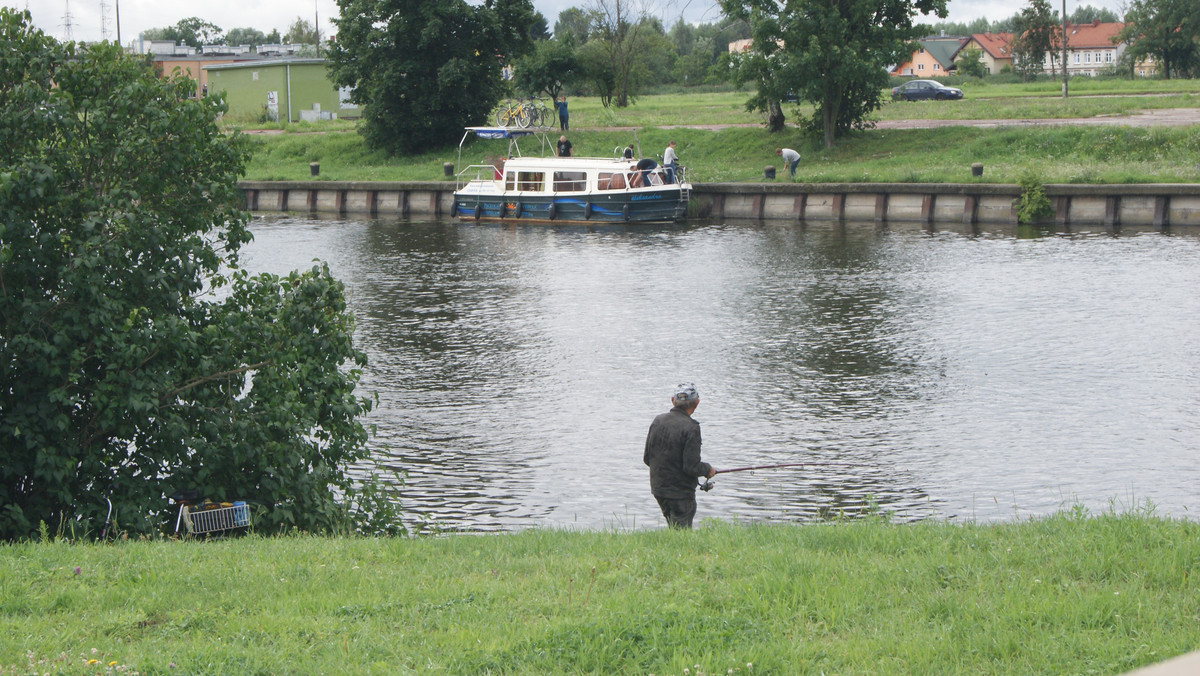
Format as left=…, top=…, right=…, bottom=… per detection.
left=3, top=510, right=1198, bottom=674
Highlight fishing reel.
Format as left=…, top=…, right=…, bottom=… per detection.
left=699, top=478, right=715, bottom=492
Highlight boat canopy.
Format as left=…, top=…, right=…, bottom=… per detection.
left=456, top=126, right=554, bottom=171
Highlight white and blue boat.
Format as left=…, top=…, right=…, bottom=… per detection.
left=453, top=127, right=691, bottom=223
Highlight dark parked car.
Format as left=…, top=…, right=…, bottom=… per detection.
left=891, top=79, right=964, bottom=101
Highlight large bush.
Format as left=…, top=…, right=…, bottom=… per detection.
left=0, top=9, right=387, bottom=539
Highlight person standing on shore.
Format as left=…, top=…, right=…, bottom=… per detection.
left=556, top=96, right=569, bottom=131
left=557, top=135, right=573, bottom=157
left=644, top=383, right=716, bottom=529
left=776, top=147, right=800, bottom=178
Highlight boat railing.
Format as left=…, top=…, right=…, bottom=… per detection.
left=456, top=164, right=502, bottom=191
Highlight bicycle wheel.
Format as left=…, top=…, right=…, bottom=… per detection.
left=496, top=108, right=508, bottom=127
left=527, top=106, right=542, bottom=128
left=516, top=107, right=531, bottom=128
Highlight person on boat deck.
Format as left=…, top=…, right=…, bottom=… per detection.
left=663, top=141, right=678, bottom=184
left=622, top=144, right=634, bottom=160
left=635, top=158, right=657, bottom=186
left=557, top=136, right=573, bottom=157
left=644, top=382, right=716, bottom=529
left=556, top=96, right=569, bottom=131
left=776, top=147, right=801, bottom=178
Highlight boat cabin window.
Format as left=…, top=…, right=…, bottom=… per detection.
left=553, top=171, right=587, bottom=192
left=598, top=172, right=628, bottom=190
left=513, top=171, right=544, bottom=192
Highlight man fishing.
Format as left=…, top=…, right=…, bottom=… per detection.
left=644, top=382, right=717, bottom=529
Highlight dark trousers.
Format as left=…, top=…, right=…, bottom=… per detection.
left=559, top=115, right=568, bottom=131
left=655, top=495, right=697, bottom=529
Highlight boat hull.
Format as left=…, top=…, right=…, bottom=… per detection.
left=453, top=188, right=688, bottom=223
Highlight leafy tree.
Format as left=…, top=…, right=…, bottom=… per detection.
left=554, top=7, right=593, bottom=46
left=720, top=41, right=787, bottom=131
left=513, top=38, right=581, bottom=100
left=928, top=17, right=993, bottom=35
left=955, top=47, right=987, bottom=77
left=0, top=8, right=386, bottom=540
left=224, top=27, right=268, bottom=47
left=529, top=11, right=551, bottom=40
left=283, top=17, right=320, bottom=46
left=328, top=0, right=535, bottom=155
left=141, top=16, right=224, bottom=47
left=585, top=0, right=662, bottom=107
left=1011, top=0, right=1061, bottom=79
left=1117, top=0, right=1200, bottom=79
left=576, top=36, right=618, bottom=105
left=721, top=0, right=947, bottom=148
left=1069, top=5, right=1119, bottom=24
left=266, top=28, right=282, bottom=44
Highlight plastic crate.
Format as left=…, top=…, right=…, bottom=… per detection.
left=182, top=502, right=250, bottom=534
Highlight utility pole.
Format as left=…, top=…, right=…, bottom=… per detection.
left=116, top=0, right=121, bottom=48
left=314, top=0, right=320, bottom=56
left=1061, top=0, right=1069, bottom=97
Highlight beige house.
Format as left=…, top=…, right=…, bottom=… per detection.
left=891, top=36, right=968, bottom=77
left=964, top=32, right=1015, bottom=74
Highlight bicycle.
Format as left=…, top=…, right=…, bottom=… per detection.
left=495, top=99, right=531, bottom=128
left=528, top=97, right=551, bottom=127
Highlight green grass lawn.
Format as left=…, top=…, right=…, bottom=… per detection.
left=233, top=86, right=1200, bottom=185
left=239, top=122, right=1200, bottom=185
left=4, top=511, right=1198, bottom=674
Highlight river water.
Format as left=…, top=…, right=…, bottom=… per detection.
left=239, top=215, right=1200, bottom=532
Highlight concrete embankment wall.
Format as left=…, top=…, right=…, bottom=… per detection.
left=237, top=180, right=1200, bottom=229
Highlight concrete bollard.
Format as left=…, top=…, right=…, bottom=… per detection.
left=764, top=165, right=776, bottom=180
left=310, top=162, right=320, bottom=177
left=444, top=162, right=455, bottom=177
left=971, top=163, right=983, bottom=178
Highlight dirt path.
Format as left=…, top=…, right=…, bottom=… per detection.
left=591, top=108, right=1200, bottom=131
left=874, top=107, right=1200, bottom=129
left=240, top=108, right=1199, bottom=135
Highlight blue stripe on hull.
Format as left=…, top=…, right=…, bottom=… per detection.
left=454, top=191, right=687, bottom=223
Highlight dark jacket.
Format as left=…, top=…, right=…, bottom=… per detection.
left=644, top=406, right=712, bottom=499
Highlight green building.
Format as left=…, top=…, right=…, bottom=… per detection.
left=204, top=59, right=358, bottom=123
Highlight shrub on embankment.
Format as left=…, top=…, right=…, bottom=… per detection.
left=4, top=511, right=1198, bottom=674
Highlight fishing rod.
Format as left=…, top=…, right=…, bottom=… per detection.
left=699, top=462, right=863, bottom=491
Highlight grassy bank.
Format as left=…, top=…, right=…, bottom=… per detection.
left=235, top=87, right=1200, bottom=185
left=242, top=123, right=1200, bottom=185
left=3, top=512, right=1199, bottom=674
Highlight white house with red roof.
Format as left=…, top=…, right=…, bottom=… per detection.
left=1040, top=21, right=1126, bottom=76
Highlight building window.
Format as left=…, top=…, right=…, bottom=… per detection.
left=918, top=63, right=924, bottom=71
left=1074, top=53, right=1080, bottom=64
left=1105, top=51, right=1112, bottom=63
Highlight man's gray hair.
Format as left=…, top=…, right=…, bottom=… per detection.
left=671, top=382, right=699, bottom=406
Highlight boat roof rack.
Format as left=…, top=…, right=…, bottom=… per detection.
left=456, top=126, right=554, bottom=172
